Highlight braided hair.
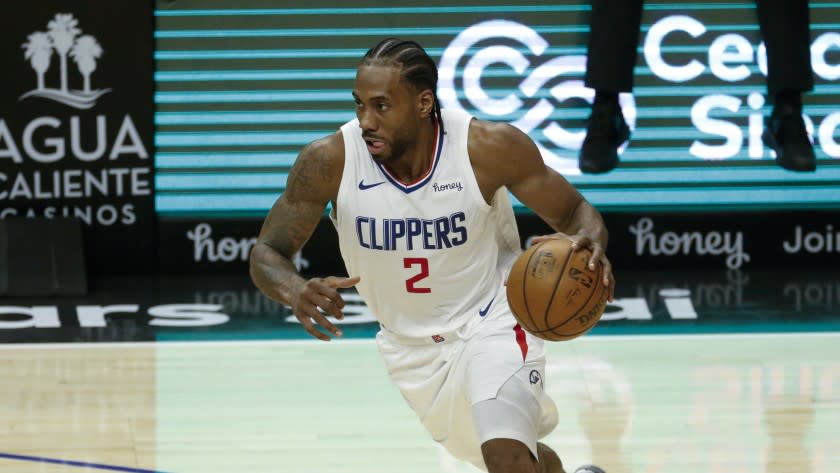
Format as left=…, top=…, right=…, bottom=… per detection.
left=362, top=38, right=444, bottom=134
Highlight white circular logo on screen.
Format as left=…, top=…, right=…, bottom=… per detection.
left=439, top=20, right=636, bottom=174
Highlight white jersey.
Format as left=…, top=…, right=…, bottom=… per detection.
left=331, top=109, right=521, bottom=339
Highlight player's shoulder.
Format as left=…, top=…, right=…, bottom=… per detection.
left=467, top=117, right=535, bottom=162
left=296, top=131, right=347, bottom=175
left=288, top=131, right=346, bottom=198
left=300, top=131, right=345, bottom=162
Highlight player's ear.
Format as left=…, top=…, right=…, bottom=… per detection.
left=417, top=89, right=435, bottom=118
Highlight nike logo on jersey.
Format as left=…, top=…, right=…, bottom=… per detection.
left=358, top=180, right=386, bottom=190
left=478, top=296, right=496, bottom=317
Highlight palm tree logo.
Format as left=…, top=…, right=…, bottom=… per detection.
left=22, top=32, right=52, bottom=91
left=20, top=13, right=111, bottom=109
left=70, top=35, right=104, bottom=93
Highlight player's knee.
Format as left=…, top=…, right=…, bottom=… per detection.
left=481, top=439, right=536, bottom=473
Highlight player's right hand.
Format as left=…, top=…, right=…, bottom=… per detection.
left=290, top=276, right=361, bottom=341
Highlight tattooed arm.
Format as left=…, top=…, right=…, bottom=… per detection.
left=249, top=132, right=359, bottom=341
left=469, top=119, right=614, bottom=301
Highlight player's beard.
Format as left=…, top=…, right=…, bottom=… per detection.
left=371, top=135, right=410, bottom=165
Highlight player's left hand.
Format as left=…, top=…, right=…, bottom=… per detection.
left=531, top=232, right=615, bottom=302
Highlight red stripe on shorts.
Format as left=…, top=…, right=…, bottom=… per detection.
left=513, top=323, right=528, bottom=361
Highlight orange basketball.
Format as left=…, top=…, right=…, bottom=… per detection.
left=506, top=237, right=608, bottom=341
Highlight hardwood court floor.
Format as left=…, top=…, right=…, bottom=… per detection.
left=0, top=333, right=838, bottom=473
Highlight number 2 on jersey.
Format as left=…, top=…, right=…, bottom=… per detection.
left=404, top=257, right=431, bottom=293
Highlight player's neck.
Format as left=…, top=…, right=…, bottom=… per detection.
left=385, top=119, right=438, bottom=184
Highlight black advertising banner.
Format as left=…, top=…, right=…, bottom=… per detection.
left=160, top=211, right=840, bottom=275
left=0, top=1, right=155, bottom=274
left=158, top=217, right=345, bottom=277
left=601, top=212, right=840, bottom=271
left=518, top=211, right=840, bottom=271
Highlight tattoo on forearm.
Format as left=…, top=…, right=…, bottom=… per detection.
left=282, top=206, right=316, bottom=251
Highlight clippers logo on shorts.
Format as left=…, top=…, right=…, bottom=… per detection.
left=431, top=334, right=445, bottom=343
left=355, top=212, right=468, bottom=251
left=529, top=369, right=543, bottom=387
left=438, top=20, right=636, bottom=175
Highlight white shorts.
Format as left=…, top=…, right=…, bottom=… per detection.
left=376, top=306, right=559, bottom=470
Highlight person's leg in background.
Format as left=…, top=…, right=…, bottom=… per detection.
left=579, top=0, right=644, bottom=174
left=756, top=0, right=817, bottom=171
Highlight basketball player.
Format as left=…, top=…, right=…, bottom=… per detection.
left=250, top=38, right=615, bottom=473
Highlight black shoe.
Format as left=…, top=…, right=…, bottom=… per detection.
left=579, top=105, right=630, bottom=174
left=762, top=111, right=816, bottom=172
left=574, top=466, right=606, bottom=473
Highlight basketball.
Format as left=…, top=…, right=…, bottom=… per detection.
left=506, top=237, right=608, bottom=341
